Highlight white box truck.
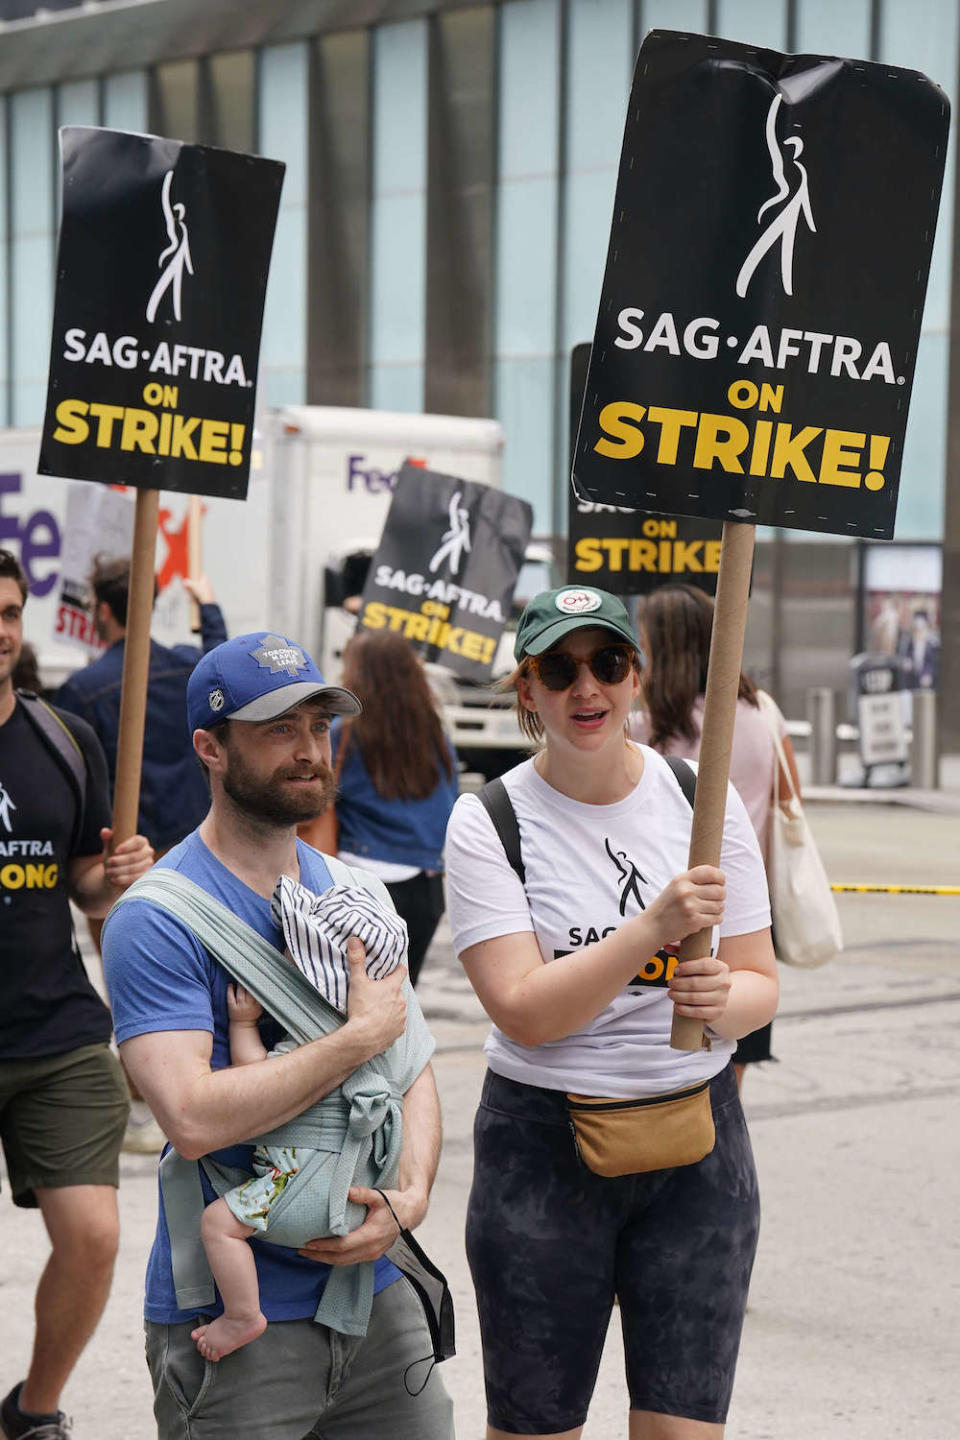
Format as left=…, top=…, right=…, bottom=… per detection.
left=4, top=406, right=550, bottom=776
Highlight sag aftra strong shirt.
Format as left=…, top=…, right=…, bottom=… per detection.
left=0, top=700, right=113, bottom=1057
left=445, top=746, right=771, bottom=1099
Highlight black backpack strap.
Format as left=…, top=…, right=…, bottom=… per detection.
left=16, top=692, right=87, bottom=846
left=663, top=754, right=697, bottom=810
left=477, top=778, right=525, bottom=886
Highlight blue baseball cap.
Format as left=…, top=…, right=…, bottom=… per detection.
left=187, top=632, right=361, bottom=732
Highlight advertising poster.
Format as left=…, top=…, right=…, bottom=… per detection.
left=39, top=127, right=284, bottom=500
left=572, top=31, right=949, bottom=540
left=357, top=463, right=533, bottom=680
left=863, top=543, right=941, bottom=690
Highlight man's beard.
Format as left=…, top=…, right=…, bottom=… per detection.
left=222, top=750, right=336, bottom=827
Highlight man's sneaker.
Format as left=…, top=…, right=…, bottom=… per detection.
left=121, top=1099, right=167, bottom=1154
left=0, top=1383, right=72, bottom=1438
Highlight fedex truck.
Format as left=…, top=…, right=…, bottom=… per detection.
left=4, top=406, right=549, bottom=775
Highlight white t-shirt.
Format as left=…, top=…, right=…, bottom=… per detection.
left=445, top=746, right=770, bottom=1099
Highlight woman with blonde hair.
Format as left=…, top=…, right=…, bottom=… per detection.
left=445, top=584, right=777, bottom=1439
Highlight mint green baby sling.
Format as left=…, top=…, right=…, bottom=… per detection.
left=110, top=861, right=435, bottom=1337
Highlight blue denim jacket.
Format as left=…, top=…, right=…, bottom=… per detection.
left=55, top=604, right=227, bottom=850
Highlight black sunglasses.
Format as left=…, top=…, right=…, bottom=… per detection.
left=526, top=642, right=636, bottom=692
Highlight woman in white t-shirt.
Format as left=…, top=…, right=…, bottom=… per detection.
left=445, top=584, right=778, bottom=1440
left=629, top=583, right=801, bottom=1090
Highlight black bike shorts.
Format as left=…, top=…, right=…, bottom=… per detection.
left=465, top=1063, right=759, bottom=1433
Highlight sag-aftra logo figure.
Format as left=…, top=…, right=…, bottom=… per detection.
left=146, top=169, right=194, bottom=324
left=736, top=93, right=816, bottom=300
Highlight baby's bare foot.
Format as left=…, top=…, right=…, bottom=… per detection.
left=191, top=1311, right=267, bottom=1361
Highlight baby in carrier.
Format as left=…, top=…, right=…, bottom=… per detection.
left=191, top=875, right=408, bottom=1362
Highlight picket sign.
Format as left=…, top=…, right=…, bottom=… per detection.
left=39, top=127, right=284, bottom=843
left=112, top=490, right=161, bottom=843
left=357, top=462, right=533, bottom=682
left=671, top=521, right=754, bottom=1051
left=188, top=495, right=203, bottom=635
left=573, top=32, right=949, bottom=1049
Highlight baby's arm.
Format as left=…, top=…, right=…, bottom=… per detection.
left=227, top=984, right=268, bottom=1066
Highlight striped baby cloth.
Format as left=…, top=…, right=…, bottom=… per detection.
left=270, top=874, right=409, bottom=1014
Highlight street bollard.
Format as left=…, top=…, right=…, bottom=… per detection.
left=910, top=690, right=939, bottom=789
left=806, top=687, right=837, bottom=786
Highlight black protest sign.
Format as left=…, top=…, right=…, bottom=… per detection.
left=568, top=504, right=722, bottom=595
left=39, top=128, right=284, bottom=501
left=567, top=343, right=722, bottom=595
left=572, top=32, right=950, bottom=541
left=357, top=464, right=533, bottom=680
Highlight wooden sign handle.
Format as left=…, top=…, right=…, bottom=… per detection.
left=188, top=494, right=203, bottom=633
left=671, top=520, right=756, bottom=1051
left=111, top=488, right=160, bottom=846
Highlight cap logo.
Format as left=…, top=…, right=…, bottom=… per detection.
left=208, top=688, right=225, bottom=712
left=250, top=635, right=308, bottom=678
left=554, top=588, right=603, bottom=615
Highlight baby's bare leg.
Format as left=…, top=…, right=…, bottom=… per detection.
left=191, top=1196, right=268, bottom=1361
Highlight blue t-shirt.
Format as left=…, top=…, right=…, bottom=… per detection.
left=102, top=832, right=399, bottom=1324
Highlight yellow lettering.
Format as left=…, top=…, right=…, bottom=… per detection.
left=198, top=419, right=230, bottom=464
left=361, top=602, right=388, bottom=631
left=748, top=419, right=773, bottom=475
left=692, top=414, right=749, bottom=473
left=627, top=539, right=658, bottom=572
left=595, top=402, right=646, bottom=459
left=648, top=406, right=698, bottom=464
left=170, top=415, right=200, bottom=459
left=672, top=540, right=704, bottom=572
left=120, top=407, right=158, bottom=454
left=404, top=613, right=432, bottom=642
left=727, top=381, right=758, bottom=410
left=604, top=539, right=630, bottom=572
left=819, top=429, right=865, bottom=488
left=52, top=398, right=90, bottom=445
left=770, top=424, right=822, bottom=484
left=88, top=402, right=125, bottom=448
left=574, top=539, right=603, bottom=573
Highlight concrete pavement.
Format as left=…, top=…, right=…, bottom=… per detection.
left=2, top=797, right=959, bottom=1438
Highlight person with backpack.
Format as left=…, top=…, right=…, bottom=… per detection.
left=444, top=584, right=778, bottom=1440
left=56, top=554, right=228, bottom=1154
left=0, top=548, right=154, bottom=1440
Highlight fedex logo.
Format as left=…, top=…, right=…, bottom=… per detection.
left=346, top=454, right=426, bottom=494
left=0, top=472, right=61, bottom=597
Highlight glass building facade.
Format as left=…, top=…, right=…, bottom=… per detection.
left=0, top=0, right=957, bottom=734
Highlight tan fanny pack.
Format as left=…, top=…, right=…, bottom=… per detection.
left=566, top=1079, right=716, bottom=1178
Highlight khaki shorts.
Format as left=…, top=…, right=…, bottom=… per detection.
left=0, top=1043, right=130, bottom=1207
left=146, top=1277, right=454, bottom=1440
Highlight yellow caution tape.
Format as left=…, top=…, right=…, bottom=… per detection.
left=831, top=884, right=960, bottom=895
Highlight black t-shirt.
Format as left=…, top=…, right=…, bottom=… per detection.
left=0, top=700, right=113, bottom=1057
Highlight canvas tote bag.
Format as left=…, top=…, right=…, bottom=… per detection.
left=758, top=691, right=843, bottom=968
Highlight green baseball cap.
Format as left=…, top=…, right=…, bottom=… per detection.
left=514, top=586, right=640, bottom=660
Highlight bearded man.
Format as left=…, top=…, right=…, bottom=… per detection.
left=101, top=632, right=453, bottom=1440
